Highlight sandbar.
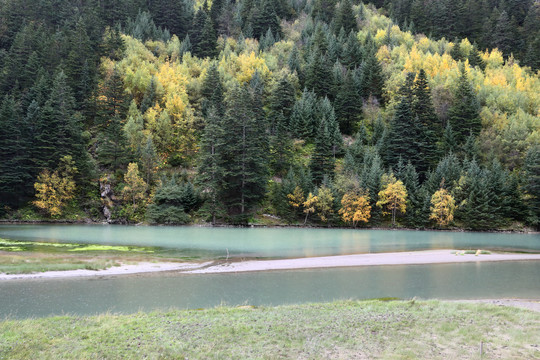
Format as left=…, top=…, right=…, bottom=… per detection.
left=1, top=249, right=539, bottom=280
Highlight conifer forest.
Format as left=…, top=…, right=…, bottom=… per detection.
left=0, top=0, right=539, bottom=230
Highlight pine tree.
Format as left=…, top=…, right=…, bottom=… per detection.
left=0, top=95, right=31, bottom=207
left=385, top=74, right=420, bottom=169
left=341, top=31, right=363, bottom=69
left=219, top=83, right=268, bottom=219
left=335, top=70, right=361, bottom=135
left=252, top=0, right=282, bottom=40
left=491, top=10, right=516, bottom=57
left=201, top=63, right=225, bottom=117
left=310, top=120, right=335, bottom=185
left=359, top=49, right=384, bottom=104
left=448, top=64, right=481, bottom=143
left=197, top=16, right=218, bottom=58
left=413, top=69, right=440, bottom=169
left=333, top=0, right=357, bottom=34
left=305, top=52, right=332, bottom=99
left=312, top=0, right=337, bottom=23
left=523, top=145, right=540, bottom=227
left=268, top=75, right=296, bottom=134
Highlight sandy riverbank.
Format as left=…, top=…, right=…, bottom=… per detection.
left=186, top=250, right=540, bottom=274
left=1, top=249, right=539, bottom=280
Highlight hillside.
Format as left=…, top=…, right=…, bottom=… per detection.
left=0, top=0, right=539, bottom=229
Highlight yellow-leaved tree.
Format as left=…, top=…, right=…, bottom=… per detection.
left=376, top=174, right=407, bottom=226
left=121, top=163, right=148, bottom=222
left=303, top=192, right=318, bottom=225
left=33, top=156, right=77, bottom=217
left=339, top=190, right=371, bottom=228
left=429, top=188, right=456, bottom=227
left=287, top=186, right=305, bottom=217
left=316, top=185, right=334, bottom=223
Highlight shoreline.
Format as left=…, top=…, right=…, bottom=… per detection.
left=1, top=250, right=539, bottom=280
left=0, top=220, right=537, bottom=234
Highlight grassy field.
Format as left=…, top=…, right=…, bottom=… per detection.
left=0, top=300, right=538, bottom=359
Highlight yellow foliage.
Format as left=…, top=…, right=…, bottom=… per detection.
left=339, top=191, right=371, bottom=227
left=316, top=186, right=334, bottom=223
left=429, top=188, right=456, bottom=227
left=287, top=186, right=305, bottom=209
left=376, top=173, right=407, bottom=226
left=33, top=156, right=77, bottom=217
left=122, top=163, right=148, bottom=206
left=302, top=192, right=318, bottom=224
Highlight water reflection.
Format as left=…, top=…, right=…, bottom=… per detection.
left=1, top=261, right=539, bottom=318
left=0, top=225, right=539, bottom=259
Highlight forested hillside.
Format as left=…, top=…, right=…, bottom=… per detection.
left=0, top=0, right=538, bottom=229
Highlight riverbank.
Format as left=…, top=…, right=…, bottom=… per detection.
left=1, top=219, right=537, bottom=234
left=1, top=300, right=538, bottom=359
left=2, top=250, right=539, bottom=280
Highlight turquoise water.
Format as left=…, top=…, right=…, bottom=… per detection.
left=0, top=225, right=538, bottom=258
left=1, top=261, right=539, bottom=318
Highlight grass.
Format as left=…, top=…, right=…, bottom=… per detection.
left=0, top=300, right=538, bottom=359
left=0, top=238, right=200, bottom=274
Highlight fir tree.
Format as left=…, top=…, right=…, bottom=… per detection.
left=333, top=0, right=357, bottom=34
left=310, top=119, right=335, bottom=185
left=0, top=95, right=30, bottom=207
left=219, top=83, right=268, bottom=219
left=201, top=62, right=225, bottom=117
left=448, top=64, right=481, bottom=143
left=335, top=70, right=361, bottom=135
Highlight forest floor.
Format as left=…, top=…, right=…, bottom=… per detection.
left=1, top=300, right=539, bottom=359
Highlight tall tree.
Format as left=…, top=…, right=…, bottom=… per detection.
left=219, top=83, right=268, bottom=219
left=448, top=64, right=481, bottom=143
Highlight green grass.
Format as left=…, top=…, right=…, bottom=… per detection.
left=0, top=300, right=538, bottom=359
left=0, top=238, right=203, bottom=274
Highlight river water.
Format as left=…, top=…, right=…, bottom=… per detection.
left=0, top=225, right=538, bottom=258
left=0, top=225, right=538, bottom=318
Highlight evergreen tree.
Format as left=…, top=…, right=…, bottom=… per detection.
left=310, top=120, right=335, bottom=185
left=359, top=49, right=384, bottom=104
left=0, top=95, right=30, bottom=207
left=197, top=107, right=225, bottom=225
left=97, top=114, right=128, bottom=170
left=312, top=0, right=337, bottom=23
left=413, top=69, right=440, bottom=169
left=201, top=63, right=225, bottom=117
left=268, top=74, right=296, bottom=134
left=448, top=64, right=481, bottom=143
left=523, top=145, right=540, bottom=227
left=140, top=76, right=158, bottom=114
left=197, top=16, right=218, bottom=58
left=341, top=31, right=363, bottom=69
left=491, top=10, right=516, bottom=57
left=335, top=70, right=361, bottom=135
left=219, top=83, right=268, bottom=219
left=305, top=52, right=332, bottom=99
left=252, top=0, right=282, bottom=40
left=333, top=0, right=357, bottom=34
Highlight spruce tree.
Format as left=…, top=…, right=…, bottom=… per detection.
left=333, top=0, right=357, bottom=34
left=201, top=63, right=225, bottom=117
left=268, top=75, right=296, bottom=134
left=197, top=107, right=225, bottom=225
left=335, top=70, right=361, bottom=135
left=305, top=52, right=332, bottom=99
left=0, top=95, right=30, bottom=207
left=448, top=64, right=481, bottom=143
left=219, top=83, right=268, bottom=219
left=197, top=16, right=218, bottom=58
left=310, top=119, right=335, bottom=185
left=523, top=145, right=540, bottom=227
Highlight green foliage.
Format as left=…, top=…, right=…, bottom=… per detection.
left=147, top=177, right=200, bottom=224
